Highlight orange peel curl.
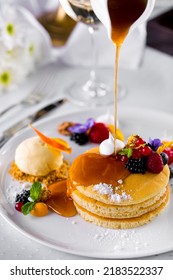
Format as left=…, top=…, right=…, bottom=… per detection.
left=29, top=124, right=72, bottom=154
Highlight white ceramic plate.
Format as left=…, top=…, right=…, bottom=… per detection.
left=0, top=106, right=173, bottom=259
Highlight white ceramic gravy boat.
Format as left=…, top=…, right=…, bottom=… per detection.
left=90, top=0, right=155, bottom=40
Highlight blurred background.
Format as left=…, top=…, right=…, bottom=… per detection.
left=0, top=0, right=173, bottom=91
left=0, top=0, right=173, bottom=100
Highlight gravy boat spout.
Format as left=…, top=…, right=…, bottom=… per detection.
left=91, top=0, right=155, bottom=40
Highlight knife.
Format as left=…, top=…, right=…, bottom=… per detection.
left=0, top=98, right=67, bottom=148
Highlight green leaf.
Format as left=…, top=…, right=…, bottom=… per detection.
left=22, top=202, right=35, bottom=215
left=118, top=148, right=133, bottom=158
left=30, top=182, right=42, bottom=201
left=127, top=148, right=133, bottom=158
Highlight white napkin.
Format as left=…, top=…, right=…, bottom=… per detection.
left=59, top=22, right=147, bottom=70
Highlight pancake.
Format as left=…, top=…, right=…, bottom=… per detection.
left=73, top=166, right=169, bottom=206
left=74, top=187, right=170, bottom=229
left=71, top=186, right=168, bottom=219
left=68, top=150, right=170, bottom=229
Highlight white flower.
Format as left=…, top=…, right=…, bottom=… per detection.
left=0, top=6, right=27, bottom=50
left=0, top=4, right=51, bottom=92
left=0, top=61, right=25, bottom=91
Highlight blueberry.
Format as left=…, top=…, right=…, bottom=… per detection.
left=161, top=152, right=169, bottom=165
left=169, top=167, right=173, bottom=179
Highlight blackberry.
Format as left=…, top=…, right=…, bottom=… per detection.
left=161, top=152, right=169, bottom=165
left=125, top=158, right=146, bottom=174
left=70, top=133, right=89, bottom=145
left=15, top=189, right=30, bottom=204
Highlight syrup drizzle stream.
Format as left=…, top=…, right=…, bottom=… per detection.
left=114, top=44, right=121, bottom=154
left=107, top=0, right=148, bottom=153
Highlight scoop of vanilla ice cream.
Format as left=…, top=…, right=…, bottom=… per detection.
left=15, top=136, right=63, bottom=176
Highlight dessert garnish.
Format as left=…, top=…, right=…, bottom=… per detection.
left=15, top=181, right=76, bottom=218
left=30, top=124, right=72, bottom=154
left=58, top=117, right=124, bottom=145
left=15, top=182, right=50, bottom=216
left=99, top=133, right=125, bottom=156
left=115, top=135, right=173, bottom=174
left=58, top=121, right=76, bottom=136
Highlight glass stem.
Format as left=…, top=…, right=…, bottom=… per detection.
left=88, top=26, right=97, bottom=84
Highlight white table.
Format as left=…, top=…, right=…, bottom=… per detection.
left=0, top=47, right=173, bottom=260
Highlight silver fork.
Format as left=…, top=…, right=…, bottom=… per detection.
left=0, top=69, right=56, bottom=117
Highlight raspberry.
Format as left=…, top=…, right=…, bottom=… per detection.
left=70, top=133, right=89, bottom=145
left=125, top=158, right=146, bottom=173
left=89, top=123, right=109, bottom=143
left=163, top=148, right=173, bottom=165
left=146, top=152, right=164, bottom=174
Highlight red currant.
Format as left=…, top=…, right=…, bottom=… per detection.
left=89, top=123, right=109, bottom=143
left=15, top=202, right=23, bottom=212
left=115, top=154, right=128, bottom=162
left=163, top=148, right=173, bottom=165
left=115, top=154, right=122, bottom=161
left=120, top=155, right=128, bottom=162
left=136, top=137, right=145, bottom=147
left=132, top=148, right=142, bottom=158
left=141, top=146, right=152, bottom=156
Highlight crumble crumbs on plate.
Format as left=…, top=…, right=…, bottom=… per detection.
left=9, top=160, right=70, bottom=186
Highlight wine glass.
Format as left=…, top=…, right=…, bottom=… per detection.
left=59, top=0, right=117, bottom=106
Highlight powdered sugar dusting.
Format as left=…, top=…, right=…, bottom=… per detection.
left=93, top=182, right=132, bottom=202
left=5, top=182, right=31, bottom=204
left=110, top=193, right=122, bottom=203
left=89, top=227, right=151, bottom=253
left=93, top=183, right=113, bottom=195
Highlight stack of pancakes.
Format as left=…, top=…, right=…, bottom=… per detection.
left=69, top=161, right=170, bottom=229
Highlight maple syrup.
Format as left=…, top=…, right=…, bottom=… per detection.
left=68, top=153, right=130, bottom=194
left=47, top=180, right=77, bottom=217
left=107, top=0, right=147, bottom=152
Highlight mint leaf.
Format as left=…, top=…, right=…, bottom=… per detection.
left=118, top=148, right=132, bottom=158
left=30, top=182, right=42, bottom=201
left=22, top=202, right=35, bottom=215
left=127, top=148, right=133, bottom=158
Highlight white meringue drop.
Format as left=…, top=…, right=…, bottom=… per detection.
left=99, top=133, right=125, bottom=156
